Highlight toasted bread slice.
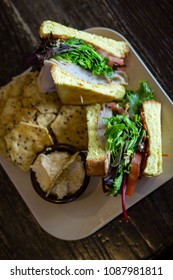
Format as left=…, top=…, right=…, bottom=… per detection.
left=51, top=64, right=126, bottom=105
left=142, top=100, right=162, bottom=176
left=39, top=20, right=129, bottom=58
left=86, top=104, right=110, bottom=176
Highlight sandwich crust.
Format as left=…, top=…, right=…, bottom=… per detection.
left=39, top=20, right=129, bottom=58
left=86, top=104, right=110, bottom=176
left=142, top=100, right=162, bottom=176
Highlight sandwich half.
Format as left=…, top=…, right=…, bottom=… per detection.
left=86, top=92, right=162, bottom=195
left=35, top=21, right=129, bottom=104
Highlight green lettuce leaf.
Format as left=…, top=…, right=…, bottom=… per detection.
left=119, top=81, right=154, bottom=115
left=53, top=37, right=113, bottom=78
left=104, top=114, right=145, bottom=195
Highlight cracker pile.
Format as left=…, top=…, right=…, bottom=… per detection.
left=0, top=71, right=88, bottom=171
left=51, top=105, right=88, bottom=149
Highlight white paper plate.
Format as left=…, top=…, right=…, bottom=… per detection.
left=0, top=27, right=173, bottom=240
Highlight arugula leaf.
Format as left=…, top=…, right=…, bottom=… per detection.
left=104, top=114, right=145, bottom=195
left=53, top=37, right=113, bottom=78
left=119, top=81, right=154, bottom=115
left=113, top=166, right=123, bottom=194
left=26, top=34, right=75, bottom=70
left=27, top=35, right=114, bottom=78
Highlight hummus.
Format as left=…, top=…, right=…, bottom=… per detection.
left=31, top=151, right=85, bottom=199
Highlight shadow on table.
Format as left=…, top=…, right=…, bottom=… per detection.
left=151, top=242, right=173, bottom=260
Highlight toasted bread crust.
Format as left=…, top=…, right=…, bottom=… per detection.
left=86, top=104, right=110, bottom=177
left=39, top=20, right=129, bottom=58
left=86, top=156, right=110, bottom=176
left=142, top=100, right=162, bottom=176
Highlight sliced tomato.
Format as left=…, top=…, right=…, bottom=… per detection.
left=126, top=152, right=142, bottom=196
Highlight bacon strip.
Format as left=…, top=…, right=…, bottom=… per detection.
left=96, top=48, right=125, bottom=69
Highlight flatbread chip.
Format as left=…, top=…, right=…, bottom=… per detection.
left=0, top=95, right=36, bottom=156
left=0, top=137, right=8, bottom=156
left=51, top=105, right=88, bottom=150
left=0, top=97, right=22, bottom=136
left=0, top=97, right=36, bottom=136
left=23, top=73, right=61, bottom=113
left=0, top=72, right=36, bottom=155
left=22, top=72, right=39, bottom=109
left=0, top=71, right=31, bottom=110
left=5, top=122, right=53, bottom=171
left=36, top=113, right=56, bottom=128
left=0, top=72, right=37, bottom=133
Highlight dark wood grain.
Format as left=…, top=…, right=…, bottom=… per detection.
left=0, top=0, right=173, bottom=260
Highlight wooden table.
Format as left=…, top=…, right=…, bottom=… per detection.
left=0, top=0, right=173, bottom=260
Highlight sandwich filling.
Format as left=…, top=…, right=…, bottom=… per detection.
left=103, top=81, right=155, bottom=194
left=29, top=35, right=128, bottom=92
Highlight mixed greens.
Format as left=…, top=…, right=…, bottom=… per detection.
left=103, top=81, right=154, bottom=197
left=53, top=37, right=113, bottom=78
left=28, top=35, right=115, bottom=79
left=119, top=81, right=154, bottom=115
left=104, top=114, right=145, bottom=196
